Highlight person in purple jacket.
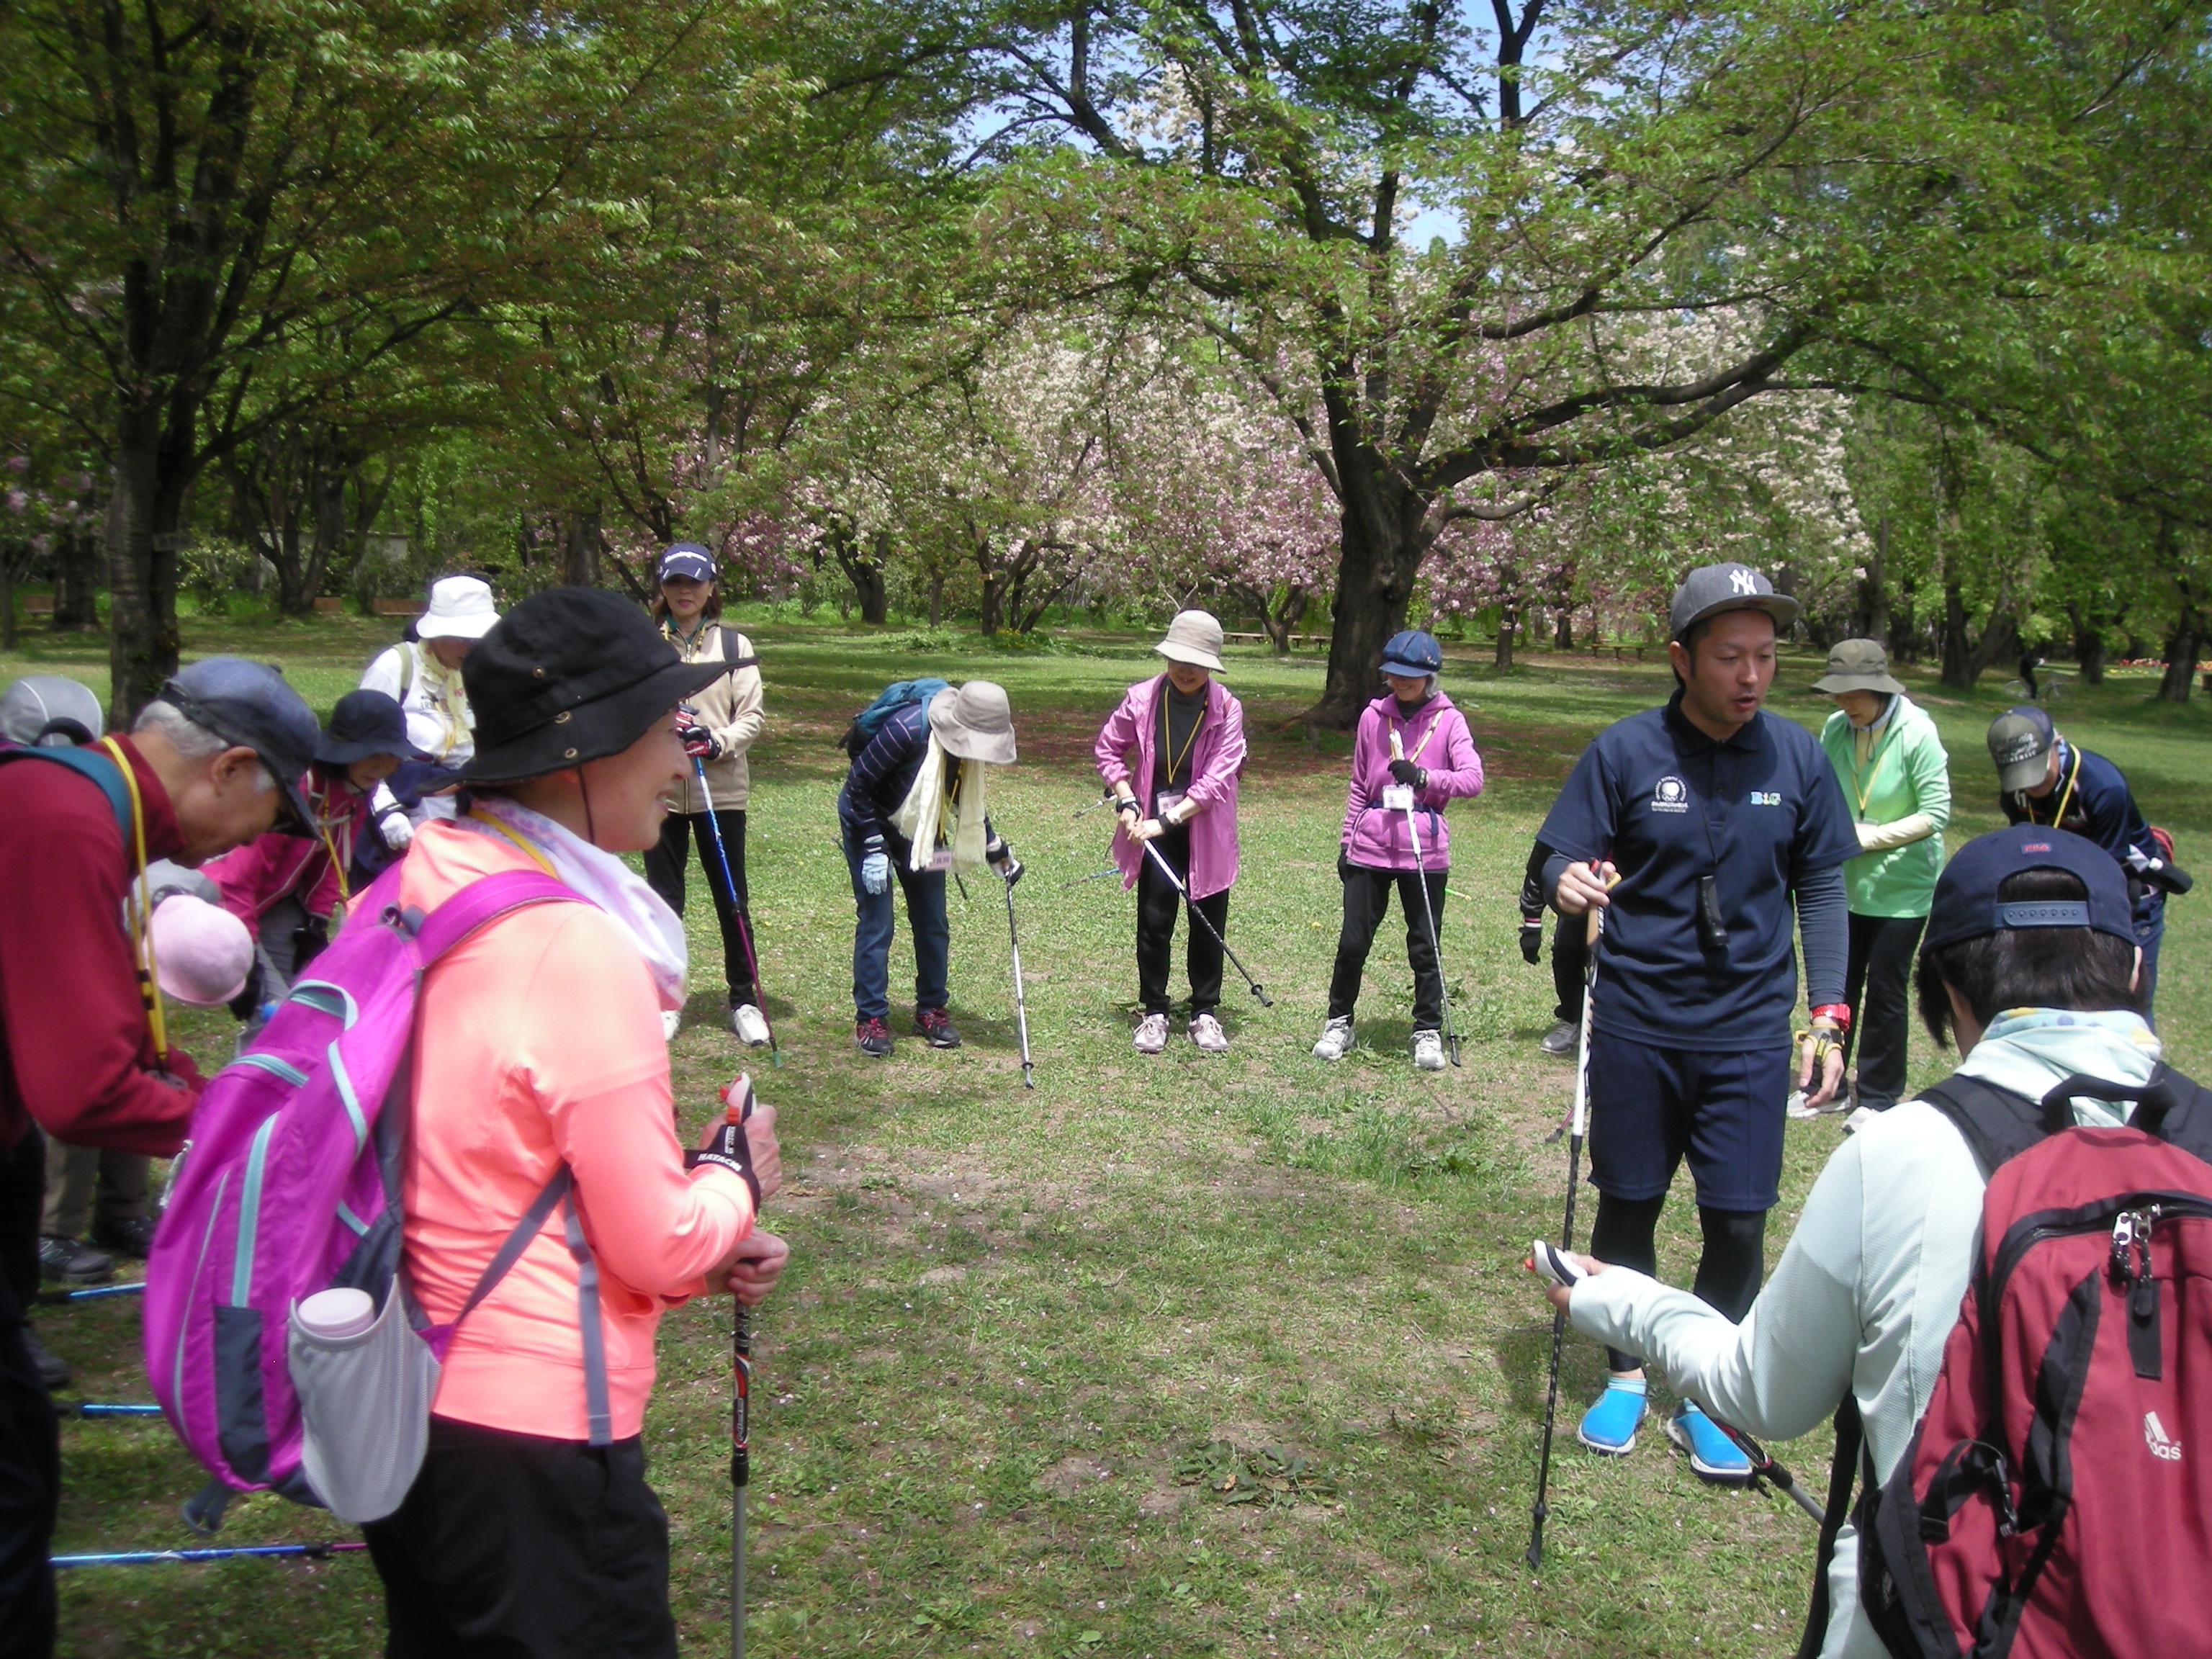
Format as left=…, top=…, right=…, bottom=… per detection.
left=1313, top=630, right=1485, bottom=1070
left=1097, top=611, right=1249, bottom=1053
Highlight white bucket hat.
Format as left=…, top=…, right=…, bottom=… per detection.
left=927, top=680, right=1017, bottom=765
left=1154, top=609, right=1226, bottom=674
left=415, top=576, right=500, bottom=642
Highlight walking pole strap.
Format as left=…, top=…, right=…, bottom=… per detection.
left=1794, top=1395, right=1863, bottom=1659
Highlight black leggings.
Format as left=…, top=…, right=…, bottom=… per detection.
left=1588, top=1195, right=1766, bottom=1374
left=1136, top=825, right=1227, bottom=1015
left=642, top=809, right=755, bottom=1003
left=1327, top=865, right=1449, bottom=1030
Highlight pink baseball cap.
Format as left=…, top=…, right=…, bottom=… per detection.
left=148, top=894, right=254, bottom=1007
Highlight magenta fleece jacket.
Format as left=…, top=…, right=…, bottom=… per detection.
left=1339, top=692, right=1484, bottom=870
left=1094, top=673, right=1247, bottom=900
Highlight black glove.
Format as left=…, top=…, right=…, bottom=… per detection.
left=226, top=959, right=266, bottom=1022
left=686, top=1113, right=763, bottom=1213
left=1519, top=917, right=1544, bottom=965
left=675, top=715, right=723, bottom=761
left=986, top=837, right=1022, bottom=887
left=1387, top=758, right=1426, bottom=790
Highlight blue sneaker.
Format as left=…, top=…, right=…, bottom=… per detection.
left=1575, top=1376, right=1647, bottom=1455
left=1666, top=1401, right=1753, bottom=1485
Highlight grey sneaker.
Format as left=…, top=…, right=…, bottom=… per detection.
left=1189, top=1013, right=1229, bottom=1053
left=1539, top=1020, right=1578, bottom=1056
left=1311, top=1015, right=1354, bottom=1061
left=730, top=1003, right=770, bottom=1047
left=24, top=1326, right=69, bottom=1390
left=1413, top=1029, right=1447, bottom=1071
left=1133, top=1012, right=1169, bottom=1053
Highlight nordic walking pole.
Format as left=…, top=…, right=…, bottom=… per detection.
left=691, top=754, right=781, bottom=1070
left=719, top=1076, right=758, bottom=1659
left=1527, top=881, right=1607, bottom=1570
left=1711, top=1420, right=1825, bottom=1524
left=1000, top=867, right=1036, bottom=1089
left=1388, top=731, right=1460, bottom=1066
left=1135, top=835, right=1272, bottom=1007
left=53, top=1541, right=367, bottom=1569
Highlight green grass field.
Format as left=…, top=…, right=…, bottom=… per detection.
left=8, top=611, right=2207, bottom=1658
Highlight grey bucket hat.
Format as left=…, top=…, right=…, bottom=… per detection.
left=927, top=680, right=1017, bottom=765
left=1669, top=562, right=1800, bottom=640
left=1154, top=610, right=1225, bottom=673
left=1810, top=639, right=1907, bottom=697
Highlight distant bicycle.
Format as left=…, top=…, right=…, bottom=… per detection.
left=2002, top=671, right=2069, bottom=704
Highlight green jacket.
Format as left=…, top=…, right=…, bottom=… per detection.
left=1819, top=694, right=1951, bottom=917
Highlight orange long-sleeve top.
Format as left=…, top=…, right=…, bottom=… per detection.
left=399, top=820, right=753, bottom=1442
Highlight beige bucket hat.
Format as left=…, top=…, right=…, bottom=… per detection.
left=1154, top=609, right=1226, bottom=673
left=927, top=680, right=1017, bottom=765
left=1809, top=638, right=1907, bottom=697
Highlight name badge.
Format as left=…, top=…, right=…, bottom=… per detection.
left=1156, top=792, right=1186, bottom=817
left=1380, top=785, right=1416, bottom=811
left=926, top=848, right=955, bottom=873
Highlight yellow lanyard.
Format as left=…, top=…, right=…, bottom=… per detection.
left=2028, top=746, right=2080, bottom=828
left=1159, top=683, right=1205, bottom=782
left=1848, top=723, right=1898, bottom=818
left=317, top=819, right=352, bottom=904
left=467, top=807, right=557, bottom=877
left=96, top=738, right=169, bottom=1068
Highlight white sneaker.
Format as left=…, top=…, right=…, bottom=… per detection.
left=1843, top=1105, right=1880, bottom=1136
left=730, top=1003, right=770, bottom=1047
left=660, top=1010, right=681, bottom=1042
left=1311, top=1016, right=1354, bottom=1061
left=1785, top=1089, right=1818, bottom=1120
left=1189, top=1013, right=1229, bottom=1053
left=1133, top=1012, right=1169, bottom=1054
left=1412, top=1029, right=1447, bottom=1071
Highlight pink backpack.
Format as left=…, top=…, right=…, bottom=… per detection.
left=145, top=861, right=591, bottom=1527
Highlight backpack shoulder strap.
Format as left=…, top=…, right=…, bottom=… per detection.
left=1795, top=1394, right=1867, bottom=1659
left=714, top=626, right=760, bottom=671
left=2038, top=1063, right=2212, bottom=1162
left=408, top=869, right=579, bottom=963
left=0, top=745, right=130, bottom=837
left=1915, top=1071, right=2054, bottom=1177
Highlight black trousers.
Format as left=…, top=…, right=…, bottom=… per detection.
left=1588, top=1195, right=1767, bottom=1375
left=1550, top=909, right=1588, bottom=1025
left=1135, top=825, right=1227, bottom=1016
left=1327, top=865, right=1449, bottom=1030
left=1843, top=912, right=1925, bottom=1112
left=364, top=1417, right=675, bottom=1659
left=642, top=809, right=755, bottom=1004
left=0, top=1260, right=58, bottom=1659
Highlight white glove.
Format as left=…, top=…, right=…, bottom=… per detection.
left=380, top=809, right=415, bottom=851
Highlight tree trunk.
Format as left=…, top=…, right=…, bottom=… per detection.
left=106, top=410, right=184, bottom=726
left=1494, top=607, right=1516, bottom=670
left=1854, top=508, right=1889, bottom=641
left=2067, top=602, right=2107, bottom=685
left=1554, top=611, right=1573, bottom=651
left=1313, top=438, right=1431, bottom=727
left=1938, top=580, right=2018, bottom=689
left=2158, top=581, right=2201, bottom=703
left=51, top=523, right=101, bottom=631
left=1, top=547, right=15, bottom=651
left=563, top=511, right=601, bottom=586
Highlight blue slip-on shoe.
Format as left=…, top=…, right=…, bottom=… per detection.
left=1575, top=1376, right=1647, bottom=1456
left=1666, top=1401, right=1754, bottom=1485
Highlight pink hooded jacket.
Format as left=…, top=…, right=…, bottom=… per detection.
left=203, top=773, right=374, bottom=934
left=1094, top=674, right=1247, bottom=901
left=1339, top=692, right=1484, bottom=871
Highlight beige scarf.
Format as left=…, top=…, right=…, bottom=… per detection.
left=891, top=738, right=991, bottom=873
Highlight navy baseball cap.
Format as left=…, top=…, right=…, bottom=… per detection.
left=1668, top=562, right=1800, bottom=639
left=656, top=543, right=717, bottom=584
left=1380, top=629, right=1443, bottom=677
left=160, top=657, right=322, bottom=832
left=1922, top=824, right=2136, bottom=955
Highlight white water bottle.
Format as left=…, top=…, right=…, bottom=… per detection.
left=295, top=1287, right=376, bottom=1345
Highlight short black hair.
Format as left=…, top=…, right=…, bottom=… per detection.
left=1915, top=867, right=2140, bottom=1048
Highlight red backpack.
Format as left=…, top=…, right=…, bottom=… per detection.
left=1853, top=1065, right=2212, bottom=1658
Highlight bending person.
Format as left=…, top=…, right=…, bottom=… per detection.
left=1807, top=640, right=1948, bottom=1127
left=639, top=544, right=768, bottom=1044
left=359, top=575, right=500, bottom=862
left=361, top=588, right=788, bottom=1657
left=1537, top=563, right=1858, bottom=1482
left=1313, top=630, right=1484, bottom=1071
left=1095, top=611, right=1248, bottom=1054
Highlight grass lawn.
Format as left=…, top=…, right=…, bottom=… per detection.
left=9, top=611, right=2208, bottom=1658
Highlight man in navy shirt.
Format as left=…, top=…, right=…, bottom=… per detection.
left=1539, top=562, right=1858, bottom=1483
left=1988, top=704, right=2175, bottom=1018
left=839, top=680, right=1019, bottom=1057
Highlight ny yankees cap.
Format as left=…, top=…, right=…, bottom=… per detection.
left=1987, top=705, right=2056, bottom=794
left=1922, top=824, right=2136, bottom=954
left=1668, top=562, right=1801, bottom=641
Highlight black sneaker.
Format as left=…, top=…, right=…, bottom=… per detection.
left=854, top=1016, right=893, bottom=1058
left=912, top=1007, right=961, bottom=1049
left=23, top=1327, right=71, bottom=1390
left=38, top=1236, right=114, bottom=1285
left=92, top=1215, right=158, bottom=1259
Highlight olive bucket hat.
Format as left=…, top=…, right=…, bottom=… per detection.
left=461, top=588, right=732, bottom=784
left=1809, top=638, right=1907, bottom=697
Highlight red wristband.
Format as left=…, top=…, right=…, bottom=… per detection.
left=1810, top=1004, right=1851, bottom=1032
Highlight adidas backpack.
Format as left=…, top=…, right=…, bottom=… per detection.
left=1854, top=1066, right=2212, bottom=1658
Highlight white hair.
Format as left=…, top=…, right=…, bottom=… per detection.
left=135, top=700, right=276, bottom=792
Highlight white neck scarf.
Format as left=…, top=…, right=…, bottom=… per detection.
left=460, top=795, right=688, bottom=1010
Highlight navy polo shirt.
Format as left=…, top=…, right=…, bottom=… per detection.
left=1538, top=693, right=1861, bottom=1051
left=2001, top=739, right=2164, bottom=934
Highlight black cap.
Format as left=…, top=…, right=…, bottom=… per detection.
left=462, top=588, right=730, bottom=784
left=160, top=657, right=322, bottom=832
left=316, top=690, right=430, bottom=767
left=1922, top=825, right=2138, bottom=955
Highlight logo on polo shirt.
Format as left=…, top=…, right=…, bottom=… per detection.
left=1749, top=791, right=1781, bottom=806
left=1652, top=775, right=1689, bottom=814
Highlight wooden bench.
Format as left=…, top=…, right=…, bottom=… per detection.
left=312, top=597, right=343, bottom=615
left=20, top=594, right=53, bottom=615
left=370, top=598, right=427, bottom=617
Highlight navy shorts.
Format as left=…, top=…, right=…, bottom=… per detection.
left=1584, top=1031, right=1791, bottom=1212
